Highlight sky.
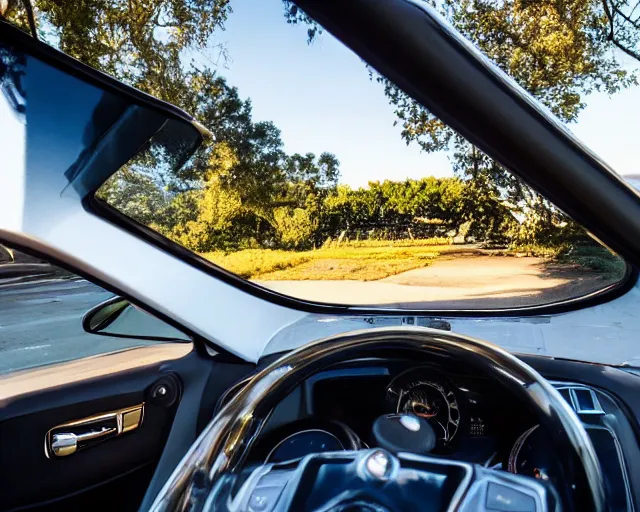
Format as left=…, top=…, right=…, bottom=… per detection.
left=205, top=0, right=640, bottom=189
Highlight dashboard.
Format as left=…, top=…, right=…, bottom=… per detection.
left=216, top=358, right=638, bottom=511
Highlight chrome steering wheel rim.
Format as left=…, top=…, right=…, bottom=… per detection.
left=149, top=326, right=606, bottom=512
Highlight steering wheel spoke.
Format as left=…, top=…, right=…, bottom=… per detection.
left=227, top=450, right=558, bottom=512
left=443, top=459, right=558, bottom=512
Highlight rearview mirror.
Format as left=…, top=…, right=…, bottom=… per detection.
left=82, top=296, right=191, bottom=342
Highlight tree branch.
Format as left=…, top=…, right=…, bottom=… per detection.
left=613, top=5, right=640, bottom=28
left=611, top=36, right=640, bottom=61
left=602, top=0, right=616, bottom=38
left=602, top=0, right=640, bottom=63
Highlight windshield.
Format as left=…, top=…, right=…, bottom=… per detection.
left=93, top=0, right=633, bottom=312
left=3, top=0, right=640, bottom=366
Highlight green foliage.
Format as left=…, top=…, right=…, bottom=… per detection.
left=5, top=0, right=231, bottom=101
left=376, top=0, right=636, bottom=151
left=285, top=0, right=638, bottom=247
left=100, top=163, right=588, bottom=254
left=98, top=171, right=169, bottom=227
left=373, top=1, right=637, bottom=243
left=317, top=177, right=515, bottom=245
left=272, top=207, right=317, bottom=249
left=11, top=0, right=632, bottom=260
left=161, top=176, right=245, bottom=252
left=6, top=0, right=340, bottom=224
left=558, top=245, right=627, bottom=278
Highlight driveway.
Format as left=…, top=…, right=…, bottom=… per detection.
left=258, top=255, right=617, bottom=309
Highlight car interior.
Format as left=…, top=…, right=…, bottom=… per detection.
left=2, top=0, right=640, bottom=511
left=4, top=323, right=640, bottom=511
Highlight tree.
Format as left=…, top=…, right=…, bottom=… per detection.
left=358, top=0, right=637, bottom=245
left=378, top=0, right=636, bottom=153
left=284, top=152, right=340, bottom=189
left=2, top=1, right=343, bottom=252
left=3, top=0, right=231, bottom=101
left=286, top=0, right=639, bottom=242
left=273, top=207, right=317, bottom=248
left=7, top=0, right=636, bottom=250
left=98, top=171, right=169, bottom=227
left=602, top=0, right=640, bottom=62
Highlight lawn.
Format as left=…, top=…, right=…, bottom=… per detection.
left=506, top=244, right=627, bottom=279
left=202, top=239, right=626, bottom=282
left=202, top=238, right=452, bottom=281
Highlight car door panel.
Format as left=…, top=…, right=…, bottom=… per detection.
left=0, top=345, right=210, bottom=511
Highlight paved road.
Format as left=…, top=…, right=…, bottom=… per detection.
left=259, top=256, right=617, bottom=309
left=0, top=279, right=157, bottom=374
left=0, top=256, right=627, bottom=374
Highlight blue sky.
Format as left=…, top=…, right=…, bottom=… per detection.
left=206, top=0, right=640, bottom=188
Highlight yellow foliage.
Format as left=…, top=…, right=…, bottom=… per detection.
left=201, top=238, right=454, bottom=280
left=272, top=207, right=317, bottom=248
left=203, top=249, right=312, bottom=278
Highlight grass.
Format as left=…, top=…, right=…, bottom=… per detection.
left=558, top=245, right=627, bottom=279
left=507, top=243, right=627, bottom=279
left=505, top=243, right=568, bottom=259
left=203, top=249, right=312, bottom=279
left=202, top=238, right=451, bottom=281
left=202, top=238, right=626, bottom=283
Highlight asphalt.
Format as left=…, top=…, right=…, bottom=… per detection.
left=0, top=257, right=626, bottom=374
left=0, top=278, right=157, bottom=374
left=258, top=256, right=618, bottom=309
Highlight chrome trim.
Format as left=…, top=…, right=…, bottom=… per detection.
left=51, top=427, right=118, bottom=457
left=551, top=382, right=605, bottom=415
left=569, top=388, right=604, bottom=415
left=265, top=429, right=344, bottom=463
left=45, top=403, right=144, bottom=458
left=360, top=449, right=398, bottom=482
left=507, top=424, right=540, bottom=474
left=148, top=327, right=605, bottom=512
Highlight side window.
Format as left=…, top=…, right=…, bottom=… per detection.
left=0, top=243, right=190, bottom=375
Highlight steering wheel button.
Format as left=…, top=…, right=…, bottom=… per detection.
left=486, top=483, right=536, bottom=512
left=259, top=471, right=290, bottom=488
left=248, top=486, right=282, bottom=512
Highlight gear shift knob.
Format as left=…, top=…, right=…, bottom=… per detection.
left=371, top=413, right=436, bottom=454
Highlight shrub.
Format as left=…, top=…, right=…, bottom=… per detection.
left=273, top=207, right=317, bottom=249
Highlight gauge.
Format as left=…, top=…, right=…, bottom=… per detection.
left=265, top=429, right=344, bottom=463
left=508, top=425, right=557, bottom=481
left=386, top=368, right=461, bottom=447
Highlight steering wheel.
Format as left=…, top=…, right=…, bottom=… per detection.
left=148, top=327, right=606, bottom=512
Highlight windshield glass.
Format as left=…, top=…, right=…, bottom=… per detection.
left=3, top=0, right=640, bottom=365
left=92, top=0, right=634, bottom=311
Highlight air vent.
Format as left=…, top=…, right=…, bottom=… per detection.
left=552, top=383, right=605, bottom=415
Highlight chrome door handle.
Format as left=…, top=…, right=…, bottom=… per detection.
left=51, top=427, right=117, bottom=457
left=46, top=404, right=144, bottom=458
